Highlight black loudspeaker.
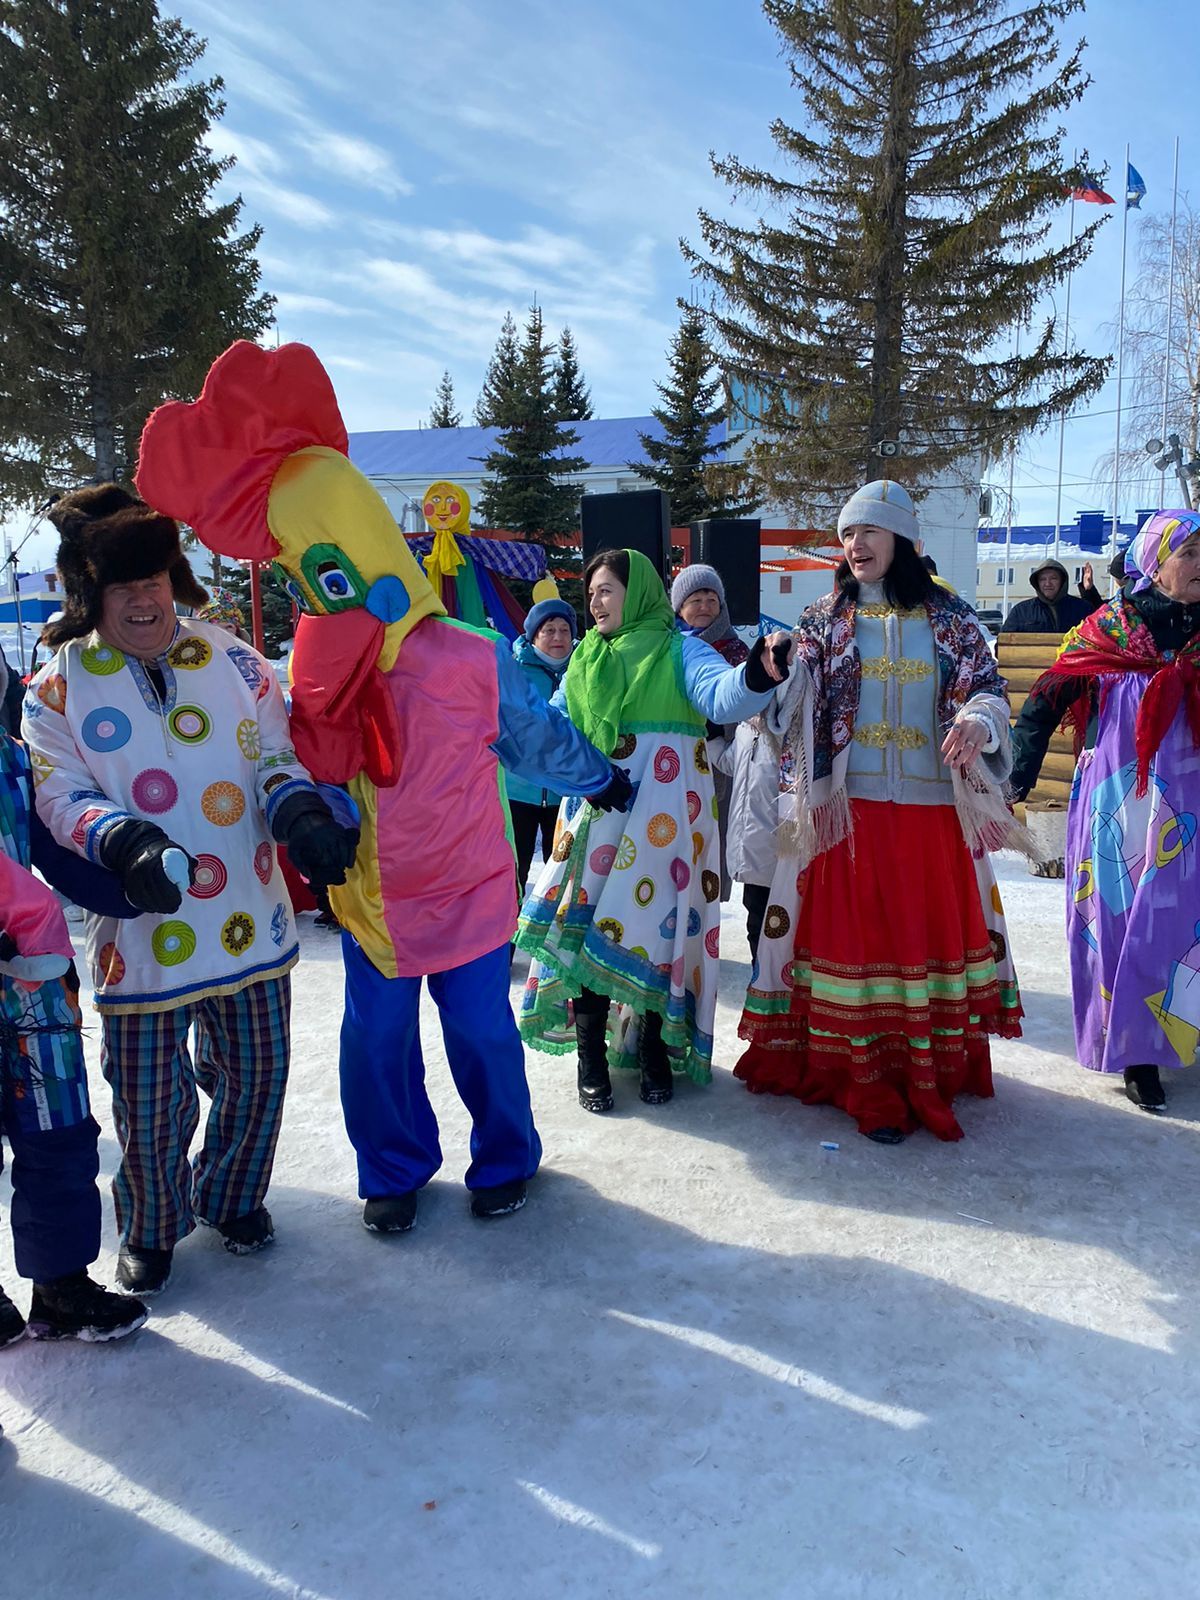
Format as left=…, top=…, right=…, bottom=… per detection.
left=691, top=519, right=762, bottom=625
left=580, top=490, right=671, bottom=588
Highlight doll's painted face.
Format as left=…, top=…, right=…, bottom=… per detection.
left=423, top=480, right=470, bottom=536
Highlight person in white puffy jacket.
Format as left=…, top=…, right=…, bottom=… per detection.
left=712, top=715, right=779, bottom=962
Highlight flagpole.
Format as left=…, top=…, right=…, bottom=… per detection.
left=1002, top=248, right=1026, bottom=622
left=1109, top=144, right=1132, bottom=572
left=1052, top=186, right=1077, bottom=563
left=1159, top=136, right=1180, bottom=505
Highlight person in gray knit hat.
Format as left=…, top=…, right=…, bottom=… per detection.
left=734, top=478, right=1029, bottom=1146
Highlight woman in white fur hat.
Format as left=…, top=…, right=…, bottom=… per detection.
left=735, top=481, right=1028, bottom=1144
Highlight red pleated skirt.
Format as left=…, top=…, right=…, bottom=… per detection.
left=735, top=800, right=1021, bottom=1140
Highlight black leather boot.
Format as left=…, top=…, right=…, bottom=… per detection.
left=576, top=1011, right=613, bottom=1113
left=638, top=1012, right=673, bottom=1106
left=1124, top=1064, right=1165, bottom=1112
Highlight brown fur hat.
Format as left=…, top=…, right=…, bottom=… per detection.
left=43, top=483, right=209, bottom=648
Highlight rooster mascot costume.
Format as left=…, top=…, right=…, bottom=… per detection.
left=136, top=342, right=625, bottom=1229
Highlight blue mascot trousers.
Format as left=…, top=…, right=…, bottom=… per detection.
left=339, top=936, right=542, bottom=1197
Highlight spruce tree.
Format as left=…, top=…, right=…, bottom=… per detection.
left=551, top=325, right=593, bottom=421
left=474, top=311, right=521, bottom=426
left=0, top=0, right=274, bottom=510
left=477, top=306, right=588, bottom=561
left=428, top=370, right=461, bottom=429
left=683, top=0, right=1109, bottom=522
left=632, top=305, right=759, bottom=523
left=221, top=561, right=295, bottom=657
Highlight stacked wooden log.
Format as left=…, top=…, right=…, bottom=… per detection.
left=996, top=631, right=1075, bottom=808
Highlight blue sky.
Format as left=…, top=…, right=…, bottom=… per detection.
left=13, top=0, right=1196, bottom=568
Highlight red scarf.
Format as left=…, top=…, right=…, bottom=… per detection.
left=1036, top=598, right=1200, bottom=796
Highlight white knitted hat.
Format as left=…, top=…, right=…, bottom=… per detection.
left=836, top=480, right=918, bottom=544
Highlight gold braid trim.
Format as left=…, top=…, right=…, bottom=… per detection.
left=853, top=721, right=929, bottom=751
left=860, top=656, right=934, bottom=684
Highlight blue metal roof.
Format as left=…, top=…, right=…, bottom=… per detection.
left=348, top=415, right=727, bottom=478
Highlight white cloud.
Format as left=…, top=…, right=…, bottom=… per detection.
left=294, top=131, right=413, bottom=198
left=273, top=291, right=364, bottom=319
left=243, top=180, right=335, bottom=230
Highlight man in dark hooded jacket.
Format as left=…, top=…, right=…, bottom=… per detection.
left=1003, top=560, right=1103, bottom=634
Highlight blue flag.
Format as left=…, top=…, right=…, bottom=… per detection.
left=1126, top=163, right=1147, bottom=209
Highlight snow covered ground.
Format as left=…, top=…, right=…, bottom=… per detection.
left=2, top=857, right=1198, bottom=1599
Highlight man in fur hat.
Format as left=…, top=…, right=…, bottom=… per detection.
left=23, top=484, right=357, bottom=1297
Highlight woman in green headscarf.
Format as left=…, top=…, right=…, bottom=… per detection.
left=516, top=548, right=791, bottom=1110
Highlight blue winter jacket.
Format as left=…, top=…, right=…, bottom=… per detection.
left=505, top=635, right=574, bottom=808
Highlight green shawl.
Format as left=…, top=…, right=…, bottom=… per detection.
left=565, top=549, right=704, bottom=756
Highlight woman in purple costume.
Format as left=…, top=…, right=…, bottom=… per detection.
left=1011, top=509, right=1200, bottom=1112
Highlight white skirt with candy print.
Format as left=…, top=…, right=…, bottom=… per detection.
left=516, top=728, right=721, bottom=1083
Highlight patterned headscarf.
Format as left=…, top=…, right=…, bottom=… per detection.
left=196, top=586, right=247, bottom=634
left=1124, top=509, right=1200, bottom=593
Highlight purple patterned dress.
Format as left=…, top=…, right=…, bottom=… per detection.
left=1065, top=676, right=1200, bottom=1074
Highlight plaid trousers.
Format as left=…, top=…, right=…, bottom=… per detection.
left=100, top=975, right=291, bottom=1251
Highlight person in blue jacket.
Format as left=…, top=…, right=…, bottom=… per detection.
left=508, top=596, right=579, bottom=897
left=0, top=732, right=149, bottom=1348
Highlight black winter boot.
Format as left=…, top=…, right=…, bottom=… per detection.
left=0, top=1284, right=26, bottom=1348
left=638, top=1012, right=673, bottom=1106
left=576, top=1011, right=614, bottom=1113
left=1124, top=1064, right=1165, bottom=1112
left=216, top=1205, right=275, bottom=1255
left=27, top=1272, right=148, bottom=1342
left=115, top=1245, right=173, bottom=1297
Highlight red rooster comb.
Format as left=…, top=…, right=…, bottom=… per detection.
left=135, top=341, right=350, bottom=562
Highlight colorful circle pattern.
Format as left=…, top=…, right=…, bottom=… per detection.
left=589, top=844, right=616, bottom=875
left=595, top=917, right=624, bottom=944
left=686, top=790, right=702, bottom=823
left=37, top=674, right=66, bottom=713
left=614, top=836, right=637, bottom=870
left=612, top=733, right=638, bottom=761
left=82, top=707, right=132, bottom=753
left=647, top=813, right=677, bottom=848
left=81, top=644, right=125, bottom=676
left=236, top=718, right=261, bottom=759
left=98, top=942, right=125, bottom=985
left=254, top=841, right=273, bottom=884
left=634, top=876, right=656, bottom=908
left=188, top=854, right=228, bottom=900
left=670, top=857, right=690, bottom=890
left=705, top=927, right=721, bottom=959
left=131, top=768, right=178, bottom=815
left=551, top=829, right=574, bottom=863
left=764, top=904, right=791, bottom=941
left=152, top=920, right=196, bottom=967
left=202, top=781, right=246, bottom=827
left=169, top=704, right=212, bottom=745
left=653, top=746, right=681, bottom=783
left=694, top=739, right=710, bottom=774
left=221, top=912, right=255, bottom=956
left=701, top=869, right=720, bottom=903
left=167, top=636, right=212, bottom=670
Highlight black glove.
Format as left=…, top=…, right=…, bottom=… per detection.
left=273, top=791, right=359, bottom=889
left=745, top=637, right=792, bottom=693
left=100, top=819, right=197, bottom=915
left=0, top=930, right=16, bottom=963
left=587, top=764, right=634, bottom=814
